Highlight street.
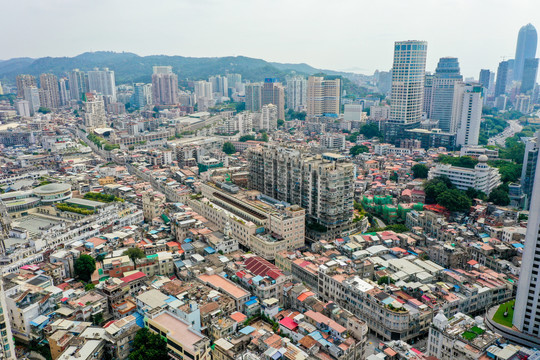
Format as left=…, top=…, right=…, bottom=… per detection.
left=487, top=120, right=523, bottom=147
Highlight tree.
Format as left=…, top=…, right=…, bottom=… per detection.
left=38, top=107, right=51, bottom=114
left=239, top=135, right=256, bottom=142
left=129, top=328, right=169, bottom=360
left=277, top=119, right=285, bottom=127
left=378, top=276, right=395, bottom=285
left=260, top=132, right=269, bottom=142
left=74, top=254, right=96, bottom=282
left=85, top=283, right=95, bottom=291
left=359, top=123, right=382, bottom=139
left=488, top=186, right=510, bottom=206
left=466, top=187, right=486, bottom=201
left=92, top=313, right=103, bottom=326
left=424, top=176, right=454, bottom=204
left=436, top=189, right=472, bottom=212
left=350, top=145, right=369, bottom=156
left=123, top=247, right=145, bottom=269
left=412, top=164, right=429, bottom=179
left=222, top=142, right=236, bottom=154
left=383, top=224, right=409, bottom=233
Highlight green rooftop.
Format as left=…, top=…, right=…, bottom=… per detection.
left=462, top=330, right=478, bottom=341
left=492, top=299, right=515, bottom=328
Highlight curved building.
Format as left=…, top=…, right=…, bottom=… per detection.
left=33, top=183, right=72, bottom=203
left=514, top=23, right=538, bottom=81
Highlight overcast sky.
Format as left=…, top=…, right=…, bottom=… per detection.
left=2, top=0, right=538, bottom=77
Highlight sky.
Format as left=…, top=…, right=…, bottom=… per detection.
left=1, top=0, right=539, bottom=78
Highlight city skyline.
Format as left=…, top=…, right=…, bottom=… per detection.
left=2, top=0, right=539, bottom=78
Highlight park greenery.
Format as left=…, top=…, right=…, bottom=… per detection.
left=239, top=135, right=256, bottom=142
left=346, top=123, right=382, bottom=142
left=87, top=132, right=120, bottom=151
left=350, top=145, right=369, bottom=156
left=423, top=176, right=472, bottom=212
left=74, top=254, right=96, bottom=282
left=84, top=192, right=124, bottom=203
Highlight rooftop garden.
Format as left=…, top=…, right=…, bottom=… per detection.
left=56, top=203, right=95, bottom=215
left=84, top=192, right=124, bottom=203
left=492, top=299, right=515, bottom=328
left=462, top=330, right=478, bottom=341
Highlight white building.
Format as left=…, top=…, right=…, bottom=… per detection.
left=88, top=68, right=117, bottom=102
left=453, top=83, right=483, bottom=146
left=23, top=86, right=41, bottom=115
left=194, top=81, right=213, bottom=100
left=515, top=94, right=531, bottom=114
left=428, top=155, right=501, bottom=194
left=15, top=99, right=31, bottom=117
left=370, top=105, right=390, bottom=121
left=286, top=75, right=307, bottom=110
left=344, top=104, right=364, bottom=122
left=320, top=134, right=346, bottom=150
left=257, top=104, right=277, bottom=131
left=83, top=93, right=107, bottom=128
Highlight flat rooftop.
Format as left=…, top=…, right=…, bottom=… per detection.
left=198, top=274, right=249, bottom=300
left=13, top=215, right=66, bottom=236
left=152, top=312, right=205, bottom=353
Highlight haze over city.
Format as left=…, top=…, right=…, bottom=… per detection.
left=2, top=0, right=539, bottom=76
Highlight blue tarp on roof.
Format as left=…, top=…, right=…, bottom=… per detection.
left=479, top=233, right=489, bottom=238
left=204, top=247, right=216, bottom=254
left=165, top=296, right=177, bottom=303
left=245, top=299, right=258, bottom=306
left=133, top=312, right=145, bottom=328
left=181, top=243, right=194, bottom=251
left=252, top=275, right=264, bottom=284
left=239, top=326, right=255, bottom=335
left=512, top=243, right=524, bottom=248
left=174, top=260, right=185, bottom=268
left=184, top=238, right=193, bottom=243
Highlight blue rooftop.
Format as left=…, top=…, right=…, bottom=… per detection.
left=239, top=326, right=255, bottom=335
left=204, top=247, right=216, bottom=254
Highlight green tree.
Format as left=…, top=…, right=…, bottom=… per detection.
left=411, top=164, right=429, bottom=179
left=423, top=176, right=454, bottom=204
left=383, top=224, right=409, bottom=233
left=38, top=107, right=51, bottom=114
left=466, top=187, right=486, bottom=201
left=239, top=135, right=256, bottom=142
left=378, top=276, right=395, bottom=285
left=260, top=132, right=269, bottom=142
left=436, top=189, right=472, bottom=212
left=277, top=119, right=285, bottom=127
left=222, top=142, right=236, bottom=154
left=85, top=283, right=95, bottom=291
left=359, top=123, right=382, bottom=138
left=92, top=313, right=103, bottom=326
left=488, top=186, right=510, bottom=206
left=123, top=247, right=145, bottom=269
left=129, top=328, right=168, bottom=360
left=350, top=145, right=369, bottom=156
left=74, top=254, right=96, bottom=282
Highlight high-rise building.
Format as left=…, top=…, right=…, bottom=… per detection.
left=151, top=66, right=178, bottom=105
left=429, top=57, right=463, bottom=133
left=453, top=83, right=483, bottom=147
left=15, top=99, right=31, bottom=117
left=83, top=93, right=107, bottom=128
left=39, top=73, right=61, bottom=109
left=521, top=58, right=539, bottom=93
left=286, top=75, right=307, bottom=110
left=245, top=83, right=262, bottom=112
left=247, top=147, right=354, bottom=238
left=0, top=281, right=15, bottom=360
left=521, top=132, right=540, bottom=209
left=306, top=76, right=341, bottom=118
left=87, top=68, right=117, bottom=102
left=0, top=81, right=3, bottom=95
left=479, top=69, right=495, bottom=95
left=16, top=74, right=36, bottom=97
left=513, top=136, right=540, bottom=335
left=68, top=69, right=89, bottom=101
left=515, top=94, right=532, bottom=113
left=226, top=73, right=242, bottom=93
left=375, top=70, right=392, bottom=94
left=261, top=79, right=285, bottom=120
left=132, top=83, right=152, bottom=109
left=58, top=77, right=71, bottom=106
left=423, top=73, right=434, bottom=115
left=209, top=75, right=228, bottom=97
left=495, top=60, right=510, bottom=96
left=194, top=81, right=213, bottom=100
left=386, top=40, right=428, bottom=142
left=258, top=104, right=278, bottom=131
left=23, top=86, right=40, bottom=115
left=514, top=23, right=538, bottom=81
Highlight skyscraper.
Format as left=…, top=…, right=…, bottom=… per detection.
left=261, top=79, right=285, bottom=120
left=479, top=69, right=494, bottom=92
left=209, top=75, right=228, bottom=97
left=430, top=58, right=463, bottom=132
left=39, top=73, right=61, bottom=109
left=306, top=76, right=341, bottom=118
left=245, top=83, right=262, bottom=112
left=16, top=74, right=36, bottom=97
left=423, top=73, right=434, bottom=115
left=386, top=40, right=428, bottom=142
left=68, top=69, right=89, bottom=101
left=495, top=60, right=510, bottom=97
left=514, top=23, right=538, bottom=81
left=521, top=58, right=539, bottom=93
left=151, top=66, right=178, bottom=105
left=513, top=136, right=540, bottom=335
left=83, top=93, right=107, bottom=128
left=286, top=75, right=307, bottom=110
left=226, top=73, right=242, bottom=93
left=194, top=81, right=213, bottom=100
left=58, top=77, right=71, bottom=106
left=132, top=83, right=152, bottom=109
left=23, top=86, right=40, bottom=115
left=453, top=83, right=483, bottom=147
left=87, top=68, right=117, bottom=102
left=521, top=132, right=540, bottom=209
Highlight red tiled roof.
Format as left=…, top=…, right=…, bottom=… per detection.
left=120, top=271, right=146, bottom=283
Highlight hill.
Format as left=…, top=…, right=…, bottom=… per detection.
left=0, top=51, right=358, bottom=85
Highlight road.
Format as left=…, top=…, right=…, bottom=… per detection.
left=373, top=216, right=386, bottom=229
left=487, top=120, right=523, bottom=147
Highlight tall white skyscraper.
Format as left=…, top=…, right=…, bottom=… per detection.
left=58, top=77, right=71, bottom=106
left=209, top=75, right=228, bottom=97
left=151, top=66, right=178, bottom=105
left=68, top=69, right=88, bottom=101
left=514, top=146, right=540, bottom=335
left=429, top=57, right=463, bottom=132
left=39, top=73, right=61, bottom=109
left=306, top=76, right=340, bottom=117
left=194, top=81, right=213, bottom=100
left=286, top=75, right=307, bottom=110
left=388, top=40, right=428, bottom=125
left=453, top=83, right=483, bottom=146
left=87, top=68, right=117, bottom=102
left=83, top=93, right=106, bottom=128
left=386, top=40, right=428, bottom=143
left=23, top=86, right=41, bottom=115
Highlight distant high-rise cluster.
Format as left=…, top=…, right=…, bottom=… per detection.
left=151, top=66, right=178, bottom=105
left=261, top=78, right=285, bottom=120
